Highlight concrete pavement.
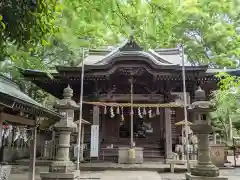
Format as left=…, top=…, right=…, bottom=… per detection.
left=9, top=169, right=240, bottom=180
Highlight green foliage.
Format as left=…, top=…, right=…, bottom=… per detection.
left=0, top=0, right=61, bottom=60
left=211, top=72, right=240, bottom=140
left=55, top=0, right=240, bottom=67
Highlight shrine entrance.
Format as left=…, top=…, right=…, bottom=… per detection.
left=119, top=116, right=151, bottom=139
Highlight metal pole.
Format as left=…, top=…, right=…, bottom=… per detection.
left=179, top=44, right=190, bottom=172
left=29, top=122, right=37, bottom=180
left=130, top=77, right=134, bottom=148
left=76, top=48, right=85, bottom=170
left=80, top=124, right=84, bottom=161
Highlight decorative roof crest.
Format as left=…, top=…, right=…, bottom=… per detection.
left=119, top=30, right=143, bottom=51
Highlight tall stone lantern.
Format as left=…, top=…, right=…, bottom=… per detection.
left=186, top=87, right=227, bottom=180
left=40, top=85, right=80, bottom=180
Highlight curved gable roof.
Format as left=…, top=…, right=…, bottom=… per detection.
left=78, top=37, right=192, bottom=67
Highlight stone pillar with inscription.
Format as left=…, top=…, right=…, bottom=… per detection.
left=40, top=85, right=80, bottom=180
left=186, top=87, right=227, bottom=180
left=165, top=108, right=172, bottom=160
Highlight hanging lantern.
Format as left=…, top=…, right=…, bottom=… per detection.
left=143, top=107, right=147, bottom=115
left=138, top=107, right=143, bottom=118
left=110, top=106, right=115, bottom=118
left=156, top=107, right=160, bottom=115
left=116, top=106, right=120, bottom=114
left=104, top=106, right=107, bottom=114
left=148, top=108, right=152, bottom=118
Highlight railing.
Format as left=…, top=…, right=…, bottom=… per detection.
left=173, top=144, right=198, bottom=161
left=40, top=140, right=57, bottom=160
left=1, top=138, right=30, bottom=161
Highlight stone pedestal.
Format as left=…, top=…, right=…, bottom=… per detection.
left=40, top=85, right=80, bottom=180
left=210, top=144, right=226, bottom=167
left=118, top=147, right=143, bottom=164
left=189, top=124, right=222, bottom=178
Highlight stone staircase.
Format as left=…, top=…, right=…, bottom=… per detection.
left=99, top=141, right=165, bottom=162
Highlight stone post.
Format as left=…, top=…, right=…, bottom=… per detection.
left=40, top=85, right=80, bottom=180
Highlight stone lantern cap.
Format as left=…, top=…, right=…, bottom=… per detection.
left=55, top=85, right=79, bottom=110
left=188, top=101, right=214, bottom=112
left=188, top=86, right=215, bottom=112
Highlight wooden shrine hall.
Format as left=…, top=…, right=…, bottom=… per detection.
left=20, top=36, right=238, bottom=162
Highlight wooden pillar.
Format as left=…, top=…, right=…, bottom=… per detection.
left=28, top=120, right=37, bottom=180
left=165, top=108, right=172, bottom=159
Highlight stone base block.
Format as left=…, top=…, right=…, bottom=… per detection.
left=186, top=173, right=228, bottom=180
left=49, top=161, right=76, bottom=173
left=191, top=164, right=219, bottom=177
left=118, top=147, right=143, bottom=164
left=40, top=170, right=80, bottom=180
left=0, top=165, right=12, bottom=180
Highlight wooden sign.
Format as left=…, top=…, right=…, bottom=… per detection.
left=90, top=125, right=99, bottom=157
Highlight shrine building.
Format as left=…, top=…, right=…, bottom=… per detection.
left=20, top=37, right=238, bottom=162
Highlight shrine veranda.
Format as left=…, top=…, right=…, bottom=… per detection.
left=20, top=37, right=239, bottom=162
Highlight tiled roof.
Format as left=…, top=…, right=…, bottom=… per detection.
left=77, top=38, right=192, bottom=67
left=0, top=75, right=61, bottom=118
left=0, top=75, right=42, bottom=107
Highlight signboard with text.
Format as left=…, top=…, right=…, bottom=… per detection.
left=90, top=125, right=99, bottom=157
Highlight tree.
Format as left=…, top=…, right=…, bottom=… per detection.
left=57, top=0, right=240, bottom=68
left=1, top=0, right=240, bottom=103
left=211, top=72, right=240, bottom=141
left=0, top=0, right=60, bottom=60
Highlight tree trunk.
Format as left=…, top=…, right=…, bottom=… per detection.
left=228, top=116, right=233, bottom=141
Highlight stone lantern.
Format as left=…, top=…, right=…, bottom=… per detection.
left=40, top=85, right=80, bottom=180
left=186, top=87, right=227, bottom=180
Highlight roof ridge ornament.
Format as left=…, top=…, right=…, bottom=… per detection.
left=119, top=29, right=143, bottom=51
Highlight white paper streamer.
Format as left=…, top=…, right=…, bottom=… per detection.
left=104, top=106, right=107, bottom=114
left=148, top=108, right=152, bottom=118
left=116, top=106, right=120, bottom=114
left=121, top=107, right=124, bottom=122
left=138, top=107, right=143, bottom=118
left=110, top=107, right=115, bottom=118
left=22, top=128, right=28, bottom=142
left=14, top=127, right=20, bottom=142
left=156, top=107, right=160, bottom=115
left=130, top=108, right=134, bottom=115
left=143, top=107, right=147, bottom=115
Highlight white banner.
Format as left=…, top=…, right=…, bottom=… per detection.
left=90, top=125, right=99, bottom=157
